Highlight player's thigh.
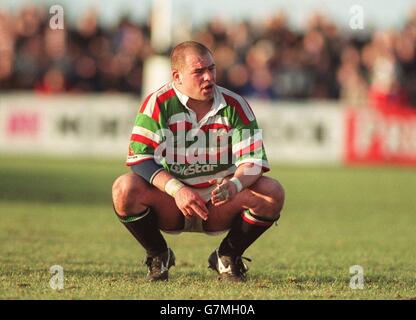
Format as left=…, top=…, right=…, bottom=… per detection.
left=146, top=186, right=185, bottom=231
left=203, top=191, right=248, bottom=232
left=113, top=172, right=184, bottom=230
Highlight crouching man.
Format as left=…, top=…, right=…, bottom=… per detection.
left=112, top=41, right=284, bottom=282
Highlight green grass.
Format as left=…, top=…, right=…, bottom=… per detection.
left=0, top=155, right=415, bottom=299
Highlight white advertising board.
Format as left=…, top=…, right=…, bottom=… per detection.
left=0, top=94, right=137, bottom=157
left=0, top=95, right=345, bottom=164
left=253, top=102, right=345, bottom=164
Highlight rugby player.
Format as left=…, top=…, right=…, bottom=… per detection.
left=112, top=41, right=285, bottom=282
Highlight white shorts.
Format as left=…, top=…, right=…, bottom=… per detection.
left=191, top=184, right=217, bottom=203
left=163, top=184, right=228, bottom=236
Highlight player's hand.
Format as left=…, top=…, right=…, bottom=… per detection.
left=209, top=178, right=238, bottom=206
left=174, top=187, right=209, bottom=221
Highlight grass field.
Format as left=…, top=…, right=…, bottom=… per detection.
left=0, top=155, right=415, bottom=300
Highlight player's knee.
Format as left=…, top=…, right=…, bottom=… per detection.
left=251, top=178, right=285, bottom=219
left=112, top=174, right=142, bottom=215
left=269, top=180, right=285, bottom=214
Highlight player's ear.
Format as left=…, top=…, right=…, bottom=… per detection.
left=172, top=69, right=182, bottom=84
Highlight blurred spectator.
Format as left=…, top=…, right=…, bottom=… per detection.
left=0, top=10, right=15, bottom=88
left=337, top=45, right=368, bottom=107
left=0, top=4, right=415, bottom=108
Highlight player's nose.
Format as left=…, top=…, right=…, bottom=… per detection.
left=203, top=69, right=214, bottom=82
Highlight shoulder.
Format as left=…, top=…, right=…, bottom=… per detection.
left=139, top=83, right=177, bottom=121
left=145, top=83, right=177, bottom=106
left=216, top=85, right=256, bottom=124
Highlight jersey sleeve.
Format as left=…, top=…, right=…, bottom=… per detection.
left=230, top=101, right=270, bottom=173
left=126, top=95, right=165, bottom=166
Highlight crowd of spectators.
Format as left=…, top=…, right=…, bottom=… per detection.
left=0, top=5, right=415, bottom=107
left=0, top=6, right=152, bottom=94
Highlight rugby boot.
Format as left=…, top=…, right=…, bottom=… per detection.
left=208, top=249, right=251, bottom=282
left=144, top=248, right=175, bottom=281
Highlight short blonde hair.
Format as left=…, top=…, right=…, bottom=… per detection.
left=171, top=41, right=212, bottom=70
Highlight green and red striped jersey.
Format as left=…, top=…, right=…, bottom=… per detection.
left=126, top=82, right=269, bottom=188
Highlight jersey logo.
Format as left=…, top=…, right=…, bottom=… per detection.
left=170, top=163, right=218, bottom=176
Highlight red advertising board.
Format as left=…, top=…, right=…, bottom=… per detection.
left=345, top=107, right=416, bottom=166
left=7, top=111, right=40, bottom=137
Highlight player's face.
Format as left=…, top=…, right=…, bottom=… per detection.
left=177, top=52, right=216, bottom=101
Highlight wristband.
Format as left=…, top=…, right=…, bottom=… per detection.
left=229, top=177, right=243, bottom=193
left=165, top=179, right=185, bottom=197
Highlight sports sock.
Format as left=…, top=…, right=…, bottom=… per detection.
left=115, top=207, right=168, bottom=258
left=219, top=209, right=279, bottom=257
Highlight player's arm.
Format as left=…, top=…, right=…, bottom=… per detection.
left=232, top=162, right=263, bottom=189
left=131, top=161, right=208, bottom=220
left=209, top=163, right=263, bottom=206
left=210, top=98, right=269, bottom=205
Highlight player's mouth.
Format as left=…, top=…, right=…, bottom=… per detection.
left=202, top=83, right=214, bottom=93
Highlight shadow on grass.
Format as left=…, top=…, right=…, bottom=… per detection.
left=247, top=272, right=414, bottom=288
left=0, top=170, right=115, bottom=206
left=64, top=268, right=143, bottom=280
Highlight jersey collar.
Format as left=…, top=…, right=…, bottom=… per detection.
left=172, top=82, right=227, bottom=116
